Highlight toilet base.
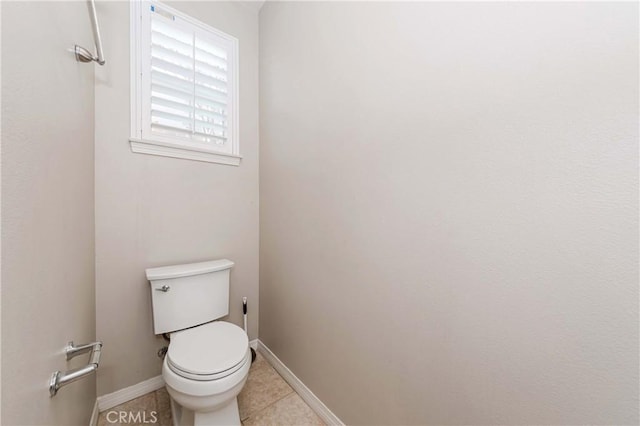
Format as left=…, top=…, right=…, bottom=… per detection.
left=172, top=396, right=240, bottom=426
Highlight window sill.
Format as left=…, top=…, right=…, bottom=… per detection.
left=129, top=138, right=241, bottom=166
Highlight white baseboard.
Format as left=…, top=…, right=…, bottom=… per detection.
left=97, top=375, right=165, bottom=412
left=89, top=399, right=99, bottom=426
left=256, top=340, right=344, bottom=426
left=249, top=338, right=258, bottom=350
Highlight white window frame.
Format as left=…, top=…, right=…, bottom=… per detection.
left=129, top=0, right=241, bottom=166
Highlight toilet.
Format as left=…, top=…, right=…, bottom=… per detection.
left=147, top=259, right=251, bottom=426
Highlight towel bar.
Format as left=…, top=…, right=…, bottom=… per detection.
left=74, top=0, right=105, bottom=65
left=49, top=341, right=102, bottom=397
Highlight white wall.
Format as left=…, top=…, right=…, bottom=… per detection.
left=95, top=1, right=259, bottom=395
left=259, top=2, right=639, bottom=424
left=2, top=1, right=96, bottom=424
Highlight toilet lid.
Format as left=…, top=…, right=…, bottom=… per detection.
left=167, top=321, right=248, bottom=378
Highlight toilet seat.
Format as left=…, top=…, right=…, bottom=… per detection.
left=167, top=321, right=249, bottom=381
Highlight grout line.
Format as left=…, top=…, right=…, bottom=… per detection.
left=252, top=385, right=294, bottom=414
left=154, top=390, right=161, bottom=420
left=241, top=355, right=296, bottom=422
left=255, top=341, right=337, bottom=425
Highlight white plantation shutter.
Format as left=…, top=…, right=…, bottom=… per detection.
left=133, top=1, right=239, bottom=161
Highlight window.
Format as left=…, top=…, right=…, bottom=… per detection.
left=130, top=0, right=240, bottom=165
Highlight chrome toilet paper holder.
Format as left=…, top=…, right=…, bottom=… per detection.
left=50, top=341, right=102, bottom=397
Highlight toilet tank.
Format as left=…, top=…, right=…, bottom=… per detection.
left=147, top=259, right=234, bottom=334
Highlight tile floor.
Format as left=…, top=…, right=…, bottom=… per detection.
left=97, top=351, right=324, bottom=426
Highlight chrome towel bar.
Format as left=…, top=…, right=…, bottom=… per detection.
left=74, top=0, right=105, bottom=65
left=49, top=341, right=102, bottom=397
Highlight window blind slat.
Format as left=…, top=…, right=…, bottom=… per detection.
left=195, top=115, right=227, bottom=130
left=195, top=37, right=228, bottom=62
left=195, top=119, right=227, bottom=132
left=151, top=57, right=192, bottom=82
left=151, top=69, right=193, bottom=95
left=152, top=106, right=227, bottom=131
left=151, top=44, right=193, bottom=69
left=151, top=108, right=227, bottom=136
left=195, top=48, right=227, bottom=68
left=195, top=61, right=227, bottom=81
left=151, top=17, right=191, bottom=45
left=195, top=95, right=228, bottom=111
left=195, top=72, right=228, bottom=91
left=150, top=123, right=195, bottom=139
left=194, top=84, right=227, bottom=102
left=152, top=104, right=190, bottom=121
left=152, top=96, right=227, bottom=120
left=151, top=121, right=227, bottom=140
left=151, top=31, right=192, bottom=55
left=151, top=82, right=192, bottom=103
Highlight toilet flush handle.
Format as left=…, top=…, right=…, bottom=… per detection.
left=156, top=285, right=170, bottom=292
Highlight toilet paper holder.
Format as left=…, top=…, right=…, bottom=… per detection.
left=49, top=341, right=102, bottom=397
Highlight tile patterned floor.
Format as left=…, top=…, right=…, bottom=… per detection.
left=97, top=352, right=324, bottom=426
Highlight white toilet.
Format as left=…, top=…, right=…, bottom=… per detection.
left=147, top=259, right=251, bottom=426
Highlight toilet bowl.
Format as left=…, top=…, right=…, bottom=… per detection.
left=146, top=259, right=249, bottom=426
left=161, top=321, right=250, bottom=426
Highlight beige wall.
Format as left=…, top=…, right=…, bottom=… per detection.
left=1, top=1, right=96, bottom=424
left=95, top=1, right=259, bottom=395
left=259, top=2, right=639, bottom=424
